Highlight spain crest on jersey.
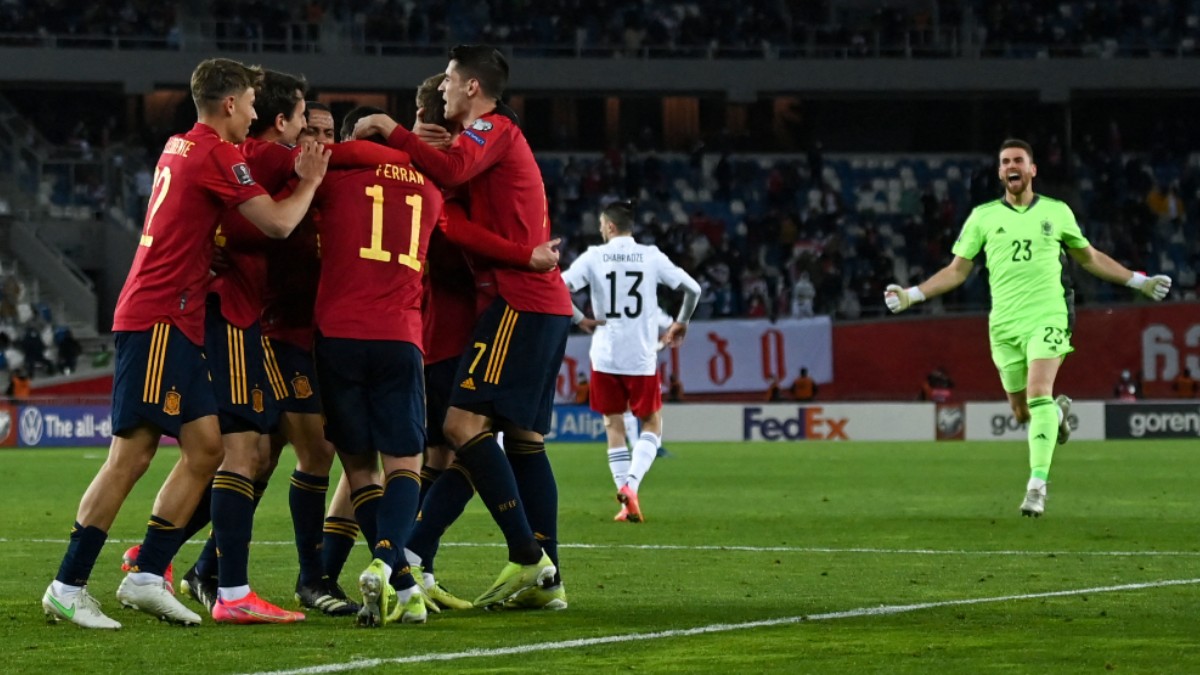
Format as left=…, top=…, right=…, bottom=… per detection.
left=252, top=388, right=265, bottom=413
left=1041, top=220, right=1053, bottom=237
left=163, top=390, right=182, bottom=416
left=292, top=375, right=313, bottom=399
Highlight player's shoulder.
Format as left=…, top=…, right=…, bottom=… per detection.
left=970, top=199, right=1005, bottom=214
left=1035, top=194, right=1074, bottom=214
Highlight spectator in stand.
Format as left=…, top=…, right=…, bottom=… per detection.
left=790, top=367, right=817, bottom=401
left=920, top=366, right=954, bottom=402
left=55, top=327, right=82, bottom=374
left=791, top=271, right=816, bottom=317
left=1113, top=369, right=1142, bottom=401
left=6, top=366, right=30, bottom=403
left=1171, top=367, right=1198, bottom=398
left=765, top=375, right=783, bottom=401
left=19, top=322, right=53, bottom=375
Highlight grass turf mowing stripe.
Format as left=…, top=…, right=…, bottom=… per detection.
left=6, top=537, right=1200, bottom=557
left=236, top=577, right=1200, bottom=675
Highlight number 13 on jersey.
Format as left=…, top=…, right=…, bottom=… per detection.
left=359, top=185, right=423, bottom=272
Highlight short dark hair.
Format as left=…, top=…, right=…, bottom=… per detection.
left=448, top=44, right=509, bottom=100
left=999, top=138, right=1034, bottom=163
left=340, top=105, right=388, bottom=143
left=416, top=73, right=449, bottom=128
left=304, top=100, right=330, bottom=118
left=601, top=199, right=636, bottom=233
left=248, top=70, right=308, bottom=137
left=190, top=58, right=263, bottom=114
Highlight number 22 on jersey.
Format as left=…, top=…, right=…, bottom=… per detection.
left=359, top=185, right=423, bottom=272
left=140, top=166, right=172, bottom=247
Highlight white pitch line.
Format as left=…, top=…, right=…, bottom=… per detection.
left=235, top=577, right=1200, bottom=675
left=3, top=537, right=1200, bottom=557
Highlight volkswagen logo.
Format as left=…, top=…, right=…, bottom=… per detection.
left=19, top=406, right=43, bottom=446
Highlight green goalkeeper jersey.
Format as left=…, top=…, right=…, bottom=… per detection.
left=951, top=195, right=1090, bottom=341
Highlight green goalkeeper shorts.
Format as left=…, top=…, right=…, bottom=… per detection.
left=990, top=324, right=1075, bottom=393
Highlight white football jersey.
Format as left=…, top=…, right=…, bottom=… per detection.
left=562, top=236, right=699, bottom=375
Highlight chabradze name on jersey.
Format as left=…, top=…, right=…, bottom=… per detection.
left=602, top=253, right=645, bottom=263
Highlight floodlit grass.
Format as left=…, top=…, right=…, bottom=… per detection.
left=3, top=440, right=1199, bottom=674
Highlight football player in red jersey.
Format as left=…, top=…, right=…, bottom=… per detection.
left=43, top=58, right=329, bottom=630
left=308, top=106, right=445, bottom=626
left=170, top=69, right=311, bottom=624
left=355, top=45, right=569, bottom=609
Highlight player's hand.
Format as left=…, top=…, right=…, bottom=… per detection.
left=662, top=322, right=688, bottom=348
left=294, top=140, right=330, bottom=183
left=210, top=246, right=231, bottom=277
left=414, top=114, right=453, bottom=150
left=1141, top=274, right=1171, bottom=301
left=578, top=317, right=605, bottom=334
left=528, top=238, right=561, bottom=272
left=884, top=284, right=922, bottom=314
left=352, top=113, right=398, bottom=141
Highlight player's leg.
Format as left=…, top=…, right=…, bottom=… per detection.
left=622, top=409, right=638, bottom=447
left=405, top=457, right=475, bottom=610
left=45, top=425, right=160, bottom=629
left=603, top=413, right=632, bottom=507
left=265, top=336, right=348, bottom=612
left=444, top=301, right=563, bottom=606
left=592, top=370, right=633, bottom=519
left=322, top=472, right=360, bottom=588
left=112, top=325, right=222, bottom=626
left=994, top=338, right=1044, bottom=516
left=405, top=356, right=473, bottom=609
left=483, top=309, right=569, bottom=610
left=116, top=414, right=223, bottom=627
left=623, top=375, right=664, bottom=523
left=280, top=410, right=358, bottom=615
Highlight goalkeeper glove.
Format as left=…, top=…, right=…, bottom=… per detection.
left=1125, top=272, right=1171, bottom=301
left=884, top=284, right=925, bottom=314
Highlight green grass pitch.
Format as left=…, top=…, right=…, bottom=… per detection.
left=2, top=440, right=1199, bottom=674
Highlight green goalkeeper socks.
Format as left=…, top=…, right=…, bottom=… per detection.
left=1027, top=396, right=1057, bottom=480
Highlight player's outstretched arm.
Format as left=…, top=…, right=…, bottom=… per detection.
left=884, top=255, right=974, bottom=313
left=1068, top=245, right=1172, bottom=300
left=238, top=140, right=330, bottom=239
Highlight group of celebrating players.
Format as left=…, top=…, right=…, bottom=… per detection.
left=40, top=44, right=700, bottom=630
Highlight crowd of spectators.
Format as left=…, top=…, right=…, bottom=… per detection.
left=549, top=125, right=1200, bottom=324
left=5, top=1, right=1200, bottom=57
left=0, top=262, right=83, bottom=382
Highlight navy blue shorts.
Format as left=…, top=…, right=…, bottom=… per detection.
left=111, top=323, right=217, bottom=438
left=263, top=337, right=322, bottom=416
left=314, top=335, right=425, bottom=458
left=424, top=355, right=461, bottom=448
left=448, top=297, right=569, bottom=435
left=204, top=297, right=272, bottom=435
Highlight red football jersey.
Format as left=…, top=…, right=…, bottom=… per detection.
left=422, top=226, right=476, bottom=364
left=385, top=111, right=572, bottom=316
left=260, top=211, right=320, bottom=349
left=211, top=137, right=296, bottom=328
left=113, top=123, right=267, bottom=344
left=312, top=147, right=444, bottom=345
